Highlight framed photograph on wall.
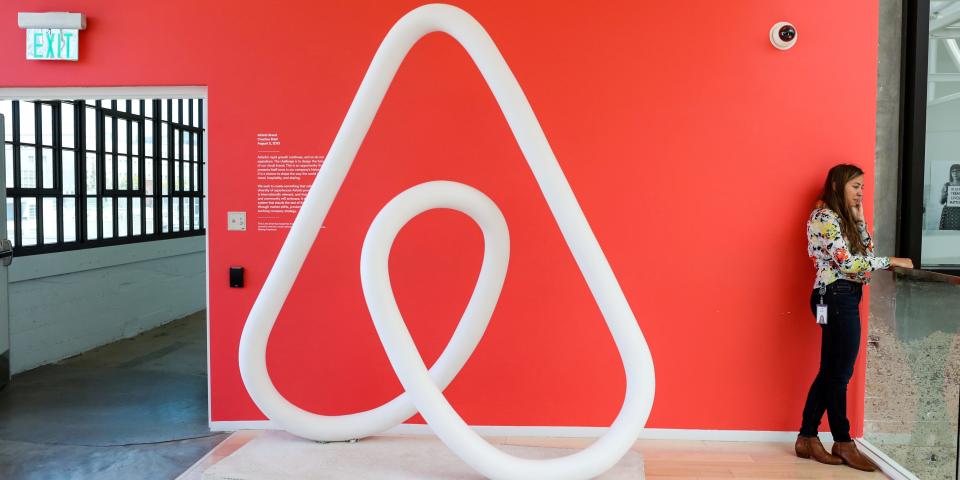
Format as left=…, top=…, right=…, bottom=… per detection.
left=921, top=161, right=960, bottom=267
left=925, top=161, right=960, bottom=230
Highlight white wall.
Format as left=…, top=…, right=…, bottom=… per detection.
left=7, top=236, right=205, bottom=373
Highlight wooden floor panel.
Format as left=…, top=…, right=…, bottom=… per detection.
left=178, top=432, right=889, bottom=479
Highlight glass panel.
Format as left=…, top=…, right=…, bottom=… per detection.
left=19, top=101, right=35, bottom=144
left=117, top=197, right=127, bottom=237
left=183, top=197, right=191, bottom=230
left=20, top=145, right=36, bottom=188
left=145, top=120, right=153, bottom=155
left=41, top=103, right=53, bottom=147
left=193, top=198, right=200, bottom=229
left=172, top=198, right=180, bottom=232
left=131, top=99, right=140, bottom=116
left=102, top=197, right=113, bottom=238
left=132, top=122, right=139, bottom=156
left=85, top=152, right=97, bottom=194
left=191, top=99, right=199, bottom=127
left=174, top=160, right=181, bottom=191
left=173, top=100, right=180, bottom=124
left=161, top=197, right=169, bottom=233
left=190, top=198, right=200, bottom=230
left=0, top=100, right=12, bottom=142
left=193, top=163, right=198, bottom=192
left=63, top=197, right=76, bottom=242
left=118, top=155, right=128, bottom=190
left=132, top=197, right=142, bottom=236
left=85, top=104, right=96, bottom=150
left=62, top=103, right=75, bottom=149
left=117, top=118, right=127, bottom=154
left=146, top=197, right=154, bottom=234
left=86, top=197, right=98, bottom=240
left=5, top=144, right=13, bottom=188
left=160, top=99, right=168, bottom=122
left=161, top=159, right=169, bottom=194
left=183, top=130, right=190, bottom=161
left=62, top=150, right=75, bottom=195
left=192, top=133, right=198, bottom=162
left=104, top=117, right=113, bottom=153
left=922, top=18, right=960, bottom=268
left=5, top=198, right=13, bottom=242
left=42, top=197, right=57, bottom=244
left=20, top=197, right=37, bottom=246
left=145, top=99, right=153, bottom=119
left=105, top=154, right=113, bottom=190
left=132, top=158, right=139, bottom=190
left=41, top=147, right=54, bottom=189
left=864, top=269, right=960, bottom=480
left=161, top=123, right=168, bottom=158
left=145, top=158, right=153, bottom=194
left=116, top=99, right=127, bottom=113
left=172, top=130, right=179, bottom=160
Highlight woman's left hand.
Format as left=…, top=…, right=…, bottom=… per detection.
left=851, top=202, right=865, bottom=223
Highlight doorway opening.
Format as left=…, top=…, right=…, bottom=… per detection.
left=0, top=87, right=217, bottom=479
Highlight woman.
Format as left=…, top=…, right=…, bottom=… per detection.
left=795, top=164, right=913, bottom=472
left=939, top=163, right=960, bottom=230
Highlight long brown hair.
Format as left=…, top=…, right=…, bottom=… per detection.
left=819, top=164, right=866, bottom=255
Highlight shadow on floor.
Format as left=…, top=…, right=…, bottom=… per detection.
left=0, top=311, right=227, bottom=480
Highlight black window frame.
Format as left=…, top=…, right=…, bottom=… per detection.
left=2, top=97, right=205, bottom=256
left=5, top=100, right=66, bottom=249
left=899, top=0, right=960, bottom=276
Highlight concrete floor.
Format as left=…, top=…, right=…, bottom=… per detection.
left=0, top=311, right=227, bottom=480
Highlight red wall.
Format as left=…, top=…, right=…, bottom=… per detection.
left=1, top=1, right=880, bottom=435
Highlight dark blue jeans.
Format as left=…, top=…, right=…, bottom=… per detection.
left=799, top=279, right=863, bottom=442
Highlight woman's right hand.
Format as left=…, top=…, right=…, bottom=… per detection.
left=889, top=257, right=914, bottom=269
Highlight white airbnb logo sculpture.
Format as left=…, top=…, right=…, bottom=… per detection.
left=239, top=4, right=656, bottom=479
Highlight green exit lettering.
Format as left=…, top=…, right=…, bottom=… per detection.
left=26, top=29, right=79, bottom=61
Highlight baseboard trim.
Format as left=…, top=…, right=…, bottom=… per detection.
left=208, top=421, right=831, bottom=443
left=855, top=437, right=921, bottom=480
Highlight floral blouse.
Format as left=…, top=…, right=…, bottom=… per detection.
left=807, top=204, right=890, bottom=290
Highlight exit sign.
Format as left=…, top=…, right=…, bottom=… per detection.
left=26, top=29, right=79, bottom=61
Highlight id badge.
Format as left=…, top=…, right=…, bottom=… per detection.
left=816, top=304, right=828, bottom=325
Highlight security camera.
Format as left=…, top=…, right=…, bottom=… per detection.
left=770, top=22, right=797, bottom=50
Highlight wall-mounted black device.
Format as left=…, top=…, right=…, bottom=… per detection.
left=229, top=266, right=244, bottom=288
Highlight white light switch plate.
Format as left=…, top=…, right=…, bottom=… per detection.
left=227, top=211, right=246, bottom=231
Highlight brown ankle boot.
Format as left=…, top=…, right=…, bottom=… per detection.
left=795, top=435, right=843, bottom=465
left=831, top=441, right=877, bottom=472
